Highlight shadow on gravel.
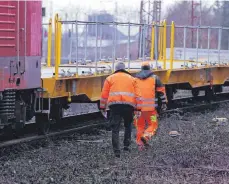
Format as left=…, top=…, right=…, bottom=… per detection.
left=1, top=104, right=229, bottom=183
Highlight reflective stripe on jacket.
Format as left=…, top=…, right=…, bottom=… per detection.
left=135, top=70, right=167, bottom=111
left=100, top=70, right=142, bottom=109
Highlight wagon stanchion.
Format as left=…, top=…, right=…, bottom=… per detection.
left=139, top=25, right=143, bottom=59
left=159, top=22, right=163, bottom=60
left=183, top=26, right=187, bottom=68
left=127, top=23, right=131, bottom=72
left=75, top=21, right=79, bottom=76
left=142, top=24, right=146, bottom=61
left=84, top=24, right=88, bottom=62
left=154, top=24, right=159, bottom=69
left=99, top=24, right=103, bottom=60
left=158, top=23, right=161, bottom=60
left=114, top=23, right=117, bottom=63
left=218, top=27, right=222, bottom=65
left=196, top=26, right=199, bottom=63
left=47, top=18, right=52, bottom=67
left=207, top=27, right=211, bottom=65
left=170, top=21, right=175, bottom=70
left=69, top=23, right=73, bottom=64
left=150, top=22, right=155, bottom=61
left=58, top=18, right=62, bottom=66
left=163, top=20, right=167, bottom=69
left=95, top=20, right=98, bottom=75
left=112, top=22, right=116, bottom=72
left=54, top=14, right=59, bottom=79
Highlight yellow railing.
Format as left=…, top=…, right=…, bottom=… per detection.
left=150, top=20, right=175, bottom=70
left=49, top=13, right=178, bottom=79
left=54, top=14, right=62, bottom=79
left=47, top=12, right=229, bottom=77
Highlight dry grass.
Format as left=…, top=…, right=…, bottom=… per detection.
left=1, top=104, right=229, bottom=183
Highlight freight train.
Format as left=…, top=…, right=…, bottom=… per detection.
left=1, top=0, right=229, bottom=138
left=0, top=1, right=42, bottom=135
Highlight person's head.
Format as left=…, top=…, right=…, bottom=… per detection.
left=115, top=62, right=126, bottom=71
left=141, top=62, right=150, bottom=70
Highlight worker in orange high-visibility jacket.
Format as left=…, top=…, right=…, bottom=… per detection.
left=134, top=62, right=167, bottom=150
left=100, top=61, right=142, bottom=158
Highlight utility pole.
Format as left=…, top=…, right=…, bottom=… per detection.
left=138, top=0, right=161, bottom=58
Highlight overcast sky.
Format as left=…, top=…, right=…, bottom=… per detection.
left=41, top=0, right=217, bottom=36
left=42, top=0, right=216, bottom=18
left=43, top=0, right=173, bottom=16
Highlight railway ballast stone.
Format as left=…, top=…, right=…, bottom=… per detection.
left=1, top=104, right=229, bottom=183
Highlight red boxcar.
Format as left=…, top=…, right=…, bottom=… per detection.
left=0, top=0, right=42, bottom=91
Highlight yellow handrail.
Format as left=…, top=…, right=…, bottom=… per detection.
left=58, top=17, right=62, bottom=66
left=54, top=14, right=59, bottom=79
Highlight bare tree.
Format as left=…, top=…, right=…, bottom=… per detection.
left=165, top=1, right=218, bottom=49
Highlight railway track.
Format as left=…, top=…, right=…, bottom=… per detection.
left=0, top=121, right=106, bottom=149
left=170, top=92, right=229, bottom=106
left=0, top=95, right=229, bottom=149
left=0, top=111, right=107, bottom=149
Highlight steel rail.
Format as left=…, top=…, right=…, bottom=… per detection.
left=162, top=99, right=229, bottom=115
left=171, top=91, right=229, bottom=104
left=0, top=122, right=106, bottom=149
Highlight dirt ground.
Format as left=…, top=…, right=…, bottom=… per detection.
left=1, top=104, right=229, bottom=184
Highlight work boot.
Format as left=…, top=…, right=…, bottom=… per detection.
left=123, top=146, right=130, bottom=152
left=141, top=137, right=150, bottom=149
left=138, top=144, right=145, bottom=151
left=114, top=150, right=121, bottom=158
left=115, top=153, right=120, bottom=158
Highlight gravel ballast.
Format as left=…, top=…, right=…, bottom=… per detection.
left=1, top=104, right=229, bottom=184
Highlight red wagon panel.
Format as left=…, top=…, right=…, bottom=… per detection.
left=0, top=1, right=17, bottom=56
left=0, top=0, right=42, bottom=92
left=0, top=1, right=42, bottom=57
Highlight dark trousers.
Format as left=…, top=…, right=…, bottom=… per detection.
left=109, top=104, right=134, bottom=154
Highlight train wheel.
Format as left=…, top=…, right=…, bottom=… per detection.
left=191, top=89, right=200, bottom=97
left=35, top=113, right=50, bottom=135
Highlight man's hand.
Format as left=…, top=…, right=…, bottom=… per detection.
left=134, top=111, right=141, bottom=118
left=100, top=109, right=107, bottom=118
left=100, top=108, right=106, bottom=112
